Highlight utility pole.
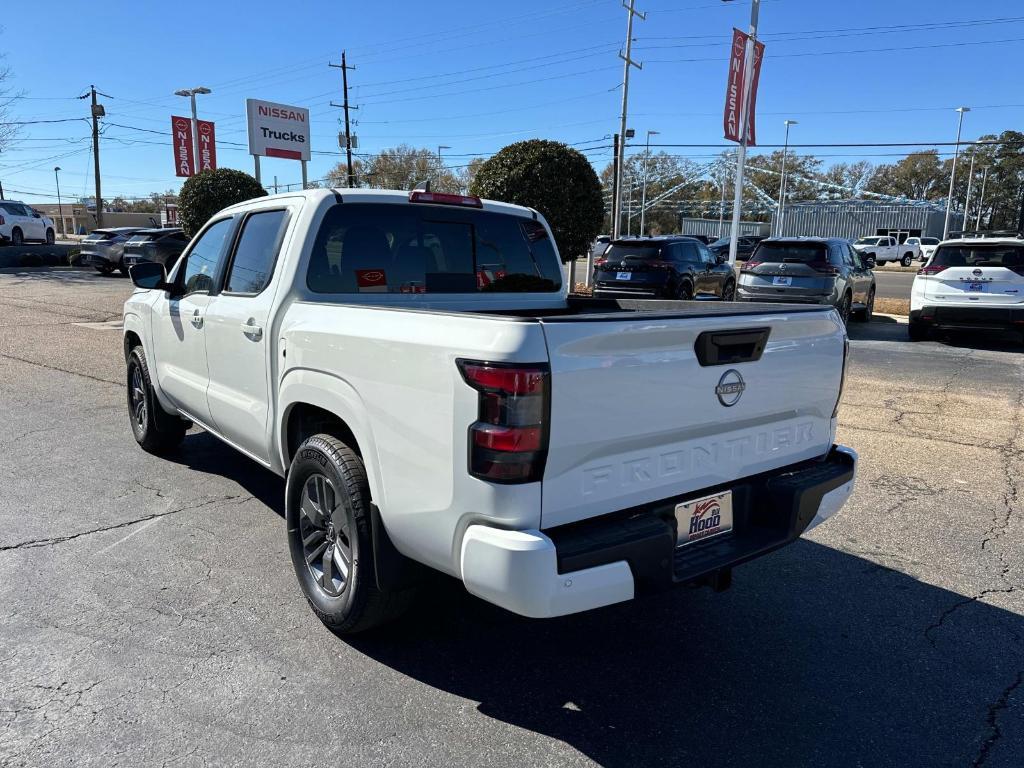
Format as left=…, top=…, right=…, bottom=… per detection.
left=89, top=85, right=105, bottom=228
left=54, top=167, right=64, bottom=237
left=330, top=51, right=358, bottom=187
left=975, top=167, right=989, bottom=232
left=726, top=0, right=760, bottom=266
left=962, top=149, right=976, bottom=234
left=613, top=0, right=645, bottom=239
left=943, top=106, right=970, bottom=240
left=718, top=155, right=729, bottom=238
left=610, top=133, right=620, bottom=238
left=639, top=129, right=658, bottom=236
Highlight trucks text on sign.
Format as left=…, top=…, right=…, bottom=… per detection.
left=245, top=99, right=311, bottom=161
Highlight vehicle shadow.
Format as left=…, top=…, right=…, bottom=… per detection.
left=849, top=318, right=1023, bottom=353
left=347, top=541, right=1024, bottom=768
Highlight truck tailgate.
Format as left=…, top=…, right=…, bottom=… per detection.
left=538, top=307, right=844, bottom=528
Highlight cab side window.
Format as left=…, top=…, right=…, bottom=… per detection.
left=847, top=244, right=863, bottom=269
left=224, top=210, right=289, bottom=295
left=177, top=218, right=233, bottom=296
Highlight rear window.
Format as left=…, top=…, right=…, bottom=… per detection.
left=84, top=230, right=118, bottom=242
left=752, top=242, right=828, bottom=263
left=921, top=238, right=940, bottom=245
left=931, top=244, right=1024, bottom=268
left=855, top=237, right=883, bottom=246
left=127, top=234, right=158, bottom=243
left=601, top=244, right=662, bottom=264
left=306, top=203, right=561, bottom=294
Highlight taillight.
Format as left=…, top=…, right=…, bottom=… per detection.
left=647, top=260, right=674, bottom=269
left=833, top=334, right=849, bottom=418
left=458, top=360, right=550, bottom=483
left=919, top=264, right=948, bottom=275
left=740, top=260, right=761, bottom=273
left=809, top=261, right=840, bottom=276
left=409, top=190, right=483, bottom=208
left=0, top=215, right=5, bottom=226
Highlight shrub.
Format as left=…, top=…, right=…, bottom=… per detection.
left=178, top=168, right=266, bottom=237
left=470, top=140, right=604, bottom=263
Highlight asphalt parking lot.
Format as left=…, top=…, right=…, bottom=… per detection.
left=1, top=268, right=1022, bottom=767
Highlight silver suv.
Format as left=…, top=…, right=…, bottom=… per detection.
left=736, top=237, right=876, bottom=324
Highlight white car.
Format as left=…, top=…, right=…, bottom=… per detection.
left=905, top=236, right=939, bottom=262
left=909, top=237, right=1024, bottom=341
left=122, top=188, right=856, bottom=634
left=852, top=236, right=917, bottom=267
left=0, top=200, right=56, bottom=246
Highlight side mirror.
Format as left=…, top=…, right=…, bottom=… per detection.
left=864, top=256, right=876, bottom=269
left=32, top=212, right=41, bottom=219
left=129, top=261, right=169, bottom=291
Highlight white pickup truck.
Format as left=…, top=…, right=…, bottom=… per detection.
left=123, top=188, right=857, bottom=634
left=852, top=236, right=917, bottom=267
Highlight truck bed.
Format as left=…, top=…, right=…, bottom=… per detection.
left=480, top=296, right=835, bottom=321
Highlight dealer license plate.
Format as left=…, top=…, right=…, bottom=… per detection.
left=675, top=490, right=734, bottom=547
left=616, top=271, right=632, bottom=280
left=772, top=276, right=792, bottom=286
left=966, top=282, right=984, bottom=292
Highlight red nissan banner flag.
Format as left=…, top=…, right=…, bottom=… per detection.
left=723, top=29, right=765, bottom=145
left=196, top=119, right=217, bottom=172
left=171, top=116, right=194, bottom=177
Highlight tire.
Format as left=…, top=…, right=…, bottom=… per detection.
left=119, top=265, right=130, bottom=276
left=853, top=288, right=875, bottom=322
left=908, top=320, right=929, bottom=341
left=836, top=293, right=852, bottom=326
left=721, top=280, right=736, bottom=302
left=677, top=280, right=694, bottom=301
left=126, top=346, right=187, bottom=454
left=286, top=434, right=414, bottom=635
left=96, top=264, right=114, bottom=275
left=901, top=253, right=913, bottom=267
left=45, top=229, right=55, bottom=245
left=11, top=228, right=23, bottom=247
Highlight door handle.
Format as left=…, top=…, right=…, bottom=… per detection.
left=241, top=319, right=263, bottom=341
left=190, top=309, right=203, bottom=329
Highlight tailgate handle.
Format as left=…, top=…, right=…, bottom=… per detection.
left=694, top=327, right=770, bottom=367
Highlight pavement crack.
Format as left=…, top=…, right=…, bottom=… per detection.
left=0, top=351, right=123, bottom=387
left=0, top=496, right=241, bottom=554
left=925, top=586, right=1018, bottom=647
left=972, top=669, right=1024, bottom=767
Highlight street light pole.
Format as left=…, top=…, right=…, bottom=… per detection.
left=725, top=0, right=760, bottom=266
left=54, top=167, right=64, bottom=237
left=943, top=106, right=970, bottom=240
left=639, top=129, right=659, bottom=236
left=776, top=119, right=796, bottom=237
left=175, top=87, right=212, bottom=174
left=962, top=149, right=976, bottom=234
left=437, top=145, right=451, bottom=172
left=975, top=167, right=989, bottom=231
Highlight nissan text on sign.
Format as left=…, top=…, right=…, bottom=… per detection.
left=246, top=99, right=311, bottom=161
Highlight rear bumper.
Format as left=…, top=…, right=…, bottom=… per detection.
left=593, top=286, right=667, bottom=299
left=736, top=287, right=834, bottom=305
left=81, top=249, right=118, bottom=266
left=460, top=445, right=857, bottom=618
left=912, top=305, right=1024, bottom=331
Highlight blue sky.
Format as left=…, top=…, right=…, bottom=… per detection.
left=3, top=0, right=1023, bottom=203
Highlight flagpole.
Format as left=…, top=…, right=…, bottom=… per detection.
left=726, top=0, right=760, bottom=267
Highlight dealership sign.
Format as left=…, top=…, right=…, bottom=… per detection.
left=171, top=116, right=194, bottom=177
left=723, top=29, right=765, bottom=145
left=246, top=99, right=310, bottom=161
left=196, top=119, right=217, bottom=172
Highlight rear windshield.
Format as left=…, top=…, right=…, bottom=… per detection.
left=127, top=234, right=158, bottom=243
left=752, top=242, right=828, bottom=263
left=307, top=203, right=562, bottom=294
left=921, top=238, right=940, bottom=245
left=601, top=244, right=662, bottom=263
left=931, top=243, right=1024, bottom=268
left=84, top=230, right=118, bottom=241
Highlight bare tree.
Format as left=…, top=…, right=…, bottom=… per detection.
left=0, top=51, right=21, bottom=153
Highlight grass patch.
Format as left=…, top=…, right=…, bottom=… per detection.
left=874, top=297, right=909, bottom=316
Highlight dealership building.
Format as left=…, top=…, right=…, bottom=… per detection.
left=773, top=199, right=962, bottom=242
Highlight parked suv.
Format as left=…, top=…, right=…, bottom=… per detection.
left=708, top=235, right=764, bottom=261
left=737, top=237, right=876, bottom=324
left=909, top=237, right=1024, bottom=341
left=81, top=228, right=148, bottom=275
left=0, top=200, right=56, bottom=246
left=593, top=236, right=736, bottom=300
left=906, top=236, right=940, bottom=262
left=122, top=228, right=190, bottom=270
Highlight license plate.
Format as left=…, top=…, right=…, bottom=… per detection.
left=966, top=282, right=984, bottom=292
left=675, top=490, right=734, bottom=547
left=772, top=276, right=792, bottom=286
left=616, top=271, right=631, bottom=280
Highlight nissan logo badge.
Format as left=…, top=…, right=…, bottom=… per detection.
left=715, top=369, right=745, bottom=407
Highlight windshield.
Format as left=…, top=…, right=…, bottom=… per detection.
left=709, top=238, right=728, bottom=248
left=307, top=203, right=562, bottom=294
left=753, top=242, right=828, bottom=263
left=930, top=243, right=1024, bottom=268
left=855, top=237, right=882, bottom=245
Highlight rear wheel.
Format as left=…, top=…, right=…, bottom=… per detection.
left=853, top=288, right=875, bottom=322
left=45, top=229, right=55, bottom=245
left=96, top=263, right=114, bottom=275
left=677, top=280, right=694, bottom=301
left=721, top=280, right=736, bottom=301
left=836, top=293, right=852, bottom=325
left=286, top=434, right=415, bottom=635
left=11, top=228, right=23, bottom=247
left=901, top=253, right=913, bottom=267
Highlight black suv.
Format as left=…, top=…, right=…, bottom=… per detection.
left=708, top=235, right=765, bottom=261
left=593, top=236, right=736, bottom=300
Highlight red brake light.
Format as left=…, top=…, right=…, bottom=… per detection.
left=740, top=260, right=761, bottom=273
left=458, top=360, right=550, bottom=483
left=409, top=190, right=483, bottom=208
left=919, top=264, right=948, bottom=275
left=809, top=261, right=840, bottom=276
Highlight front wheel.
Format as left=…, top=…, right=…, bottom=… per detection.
left=901, top=254, right=913, bottom=267
left=286, top=434, right=414, bottom=635
left=127, top=347, right=187, bottom=453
